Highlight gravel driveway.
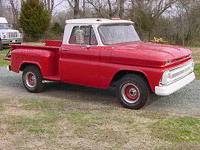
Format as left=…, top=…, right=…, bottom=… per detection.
left=1, top=66, right=200, bottom=116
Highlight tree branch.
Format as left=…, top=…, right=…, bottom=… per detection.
left=67, top=0, right=74, bottom=9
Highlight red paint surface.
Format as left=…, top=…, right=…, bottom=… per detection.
left=7, top=41, right=193, bottom=93
left=28, top=74, right=35, bottom=85
left=45, top=40, right=62, bottom=47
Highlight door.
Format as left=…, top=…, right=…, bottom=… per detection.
left=59, top=25, right=100, bottom=87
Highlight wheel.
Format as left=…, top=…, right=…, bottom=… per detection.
left=116, top=74, right=149, bottom=109
left=22, top=65, right=44, bottom=93
left=0, top=39, right=3, bottom=50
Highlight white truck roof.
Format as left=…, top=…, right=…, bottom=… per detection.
left=0, top=17, right=8, bottom=24
left=65, top=18, right=133, bottom=25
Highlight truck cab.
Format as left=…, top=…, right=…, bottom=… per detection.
left=5, top=18, right=195, bottom=109
left=0, top=17, right=23, bottom=50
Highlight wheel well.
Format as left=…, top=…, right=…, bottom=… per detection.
left=20, top=63, right=40, bottom=71
left=111, top=70, right=151, bottom=91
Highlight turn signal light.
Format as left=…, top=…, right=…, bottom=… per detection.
left=111, top=18, right=121, bottom=20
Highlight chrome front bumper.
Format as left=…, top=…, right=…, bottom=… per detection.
left=2, top=38, right=23, bottom=45
left=155, top=72, right=195, bottom=96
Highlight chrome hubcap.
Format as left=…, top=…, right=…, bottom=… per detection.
left=129, top=88, right=137, bottom=97
left=121, top=83, right=140, bottom=104
left=25, top=72, right=36, bottom=88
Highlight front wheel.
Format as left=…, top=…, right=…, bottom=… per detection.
left=22, top=65, right=44, bottom=93
left=116, top=74, right=149, bottom=109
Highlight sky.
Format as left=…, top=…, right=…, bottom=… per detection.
left=53, top=0, right=86, bottom=14
left=53, top=0, right=68, bottom=13
left=2, top=0, right=69, bottom=14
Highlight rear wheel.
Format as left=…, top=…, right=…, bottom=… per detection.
left=22, top=65, right=44, bottom=93
left=116, top=74, right=149, bottom=109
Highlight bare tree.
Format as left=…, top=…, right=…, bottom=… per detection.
left=67, top=0, right=80, bottom=19
left=119, top=0, right=125, bottom=19
left=173, top=0, right=200, bottom=45
left=133, top=0, right=177, bottom=19
left=82, top=0, right=85, bottom=17
left=8, top=0, right=21, bottom=29
left=52, top=10, right=74, bottom=28
left=0, top=0, right=3, bottom=17
left=86, top=0, right=119, bottom=18
left=42, top=0, right=54, bottom=17
left=129, top=0, right=177, bottom=40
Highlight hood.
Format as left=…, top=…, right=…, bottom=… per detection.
left=111, top=42, right=192, bottom=68
left=0, top=29, right=19, bottom=33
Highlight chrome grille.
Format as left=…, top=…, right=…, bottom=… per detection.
left=7, top=32, right=18, bottom=38
left=170, top=61, right=193, bottom=83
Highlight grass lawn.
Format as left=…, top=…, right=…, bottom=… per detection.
left=0, top=97, right=200, bottom=149
left=0, top=47, right=11, bottom=66
left=190, top=47, right=200, bottom=79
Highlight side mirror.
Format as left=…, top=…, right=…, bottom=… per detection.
left=75, top=29, right=84, bottom=44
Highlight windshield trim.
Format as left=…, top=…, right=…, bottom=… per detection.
left=98, top=23, right=141, bottom=45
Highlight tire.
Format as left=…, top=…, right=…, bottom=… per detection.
left=116, top=74, right=149, bottom=109
left=22, top=65, right=44, bottom=93
left=0, top=39, right=3, bottom=51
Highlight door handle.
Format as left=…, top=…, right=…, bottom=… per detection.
left=63, top=48, right=70, bottom=51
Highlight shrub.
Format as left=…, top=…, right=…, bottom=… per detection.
left=19, top=0, right=50, bottom=41
left=51, top=22, right=64, bottom=35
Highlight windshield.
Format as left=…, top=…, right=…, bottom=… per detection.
left=0, top=24, right=10, bottom=29
left=98, top=24, right=140, bottom=45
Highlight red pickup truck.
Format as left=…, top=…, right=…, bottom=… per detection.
left=5, top=18, right=195, bottom=109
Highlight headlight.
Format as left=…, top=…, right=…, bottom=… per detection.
left=190, top=61, right=194, bottom=72
left=160, top=70, right=171, bottom=85
left=1, top=32, right=6, bottom=39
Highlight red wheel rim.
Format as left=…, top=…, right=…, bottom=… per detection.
left=28, top=73, right=35, bottom=85
left=125, top=85, right=139, bottom=101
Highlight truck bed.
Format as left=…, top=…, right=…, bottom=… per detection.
left=6, top=40, right=62, bottom=80
left=11, top=40, right=62, bottom=50
left=5, top=40, right=62, bottom=61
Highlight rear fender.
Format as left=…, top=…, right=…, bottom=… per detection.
left=12, top=61, right=42, bottom=74
left=20, top=62, right=42, bottom=72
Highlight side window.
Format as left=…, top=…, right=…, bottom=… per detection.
left=69, top=26, right=98, bottom=45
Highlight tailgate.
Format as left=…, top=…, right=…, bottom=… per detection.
left=3, top=49, right=11, bottom=61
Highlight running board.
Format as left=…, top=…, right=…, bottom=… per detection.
left=43, top=76, right=61, bottom=81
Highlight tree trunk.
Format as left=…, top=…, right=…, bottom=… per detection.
left=83, top=0, right=85, bottom=17
left=10, top=0, right=19, bottom=29
left=107, top=0, right=112, bottom=18
left=74, top=0, right=80, bottom=19
left=0, top=0, right=3, bottom=17
left=42, top=0, right=54, bottom=18
left=119, top=0, right=125, bottom=19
